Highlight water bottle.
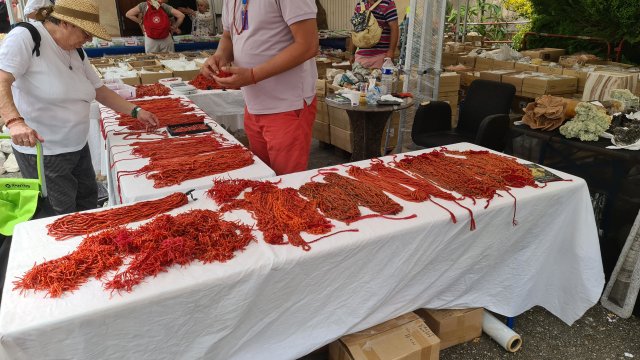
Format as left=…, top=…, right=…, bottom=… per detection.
left=381, top=57, right=395, bottom=95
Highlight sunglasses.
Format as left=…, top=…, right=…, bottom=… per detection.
left=71, top=24, right=92, bottom=39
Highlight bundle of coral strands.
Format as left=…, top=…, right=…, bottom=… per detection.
left=208, top=179, right=353, bottom=251
left=115, top=97, right=205, bottom=131
left=47, top=192, right=189, bottom=240
left=398, top=149, right=540, bottom=225
left=135, top=83, right=171, bottom=98
left=189, top=72, right=236, bottom=90
left=118, top=143, right=254, bottom=188
left=299, top=170, right=408, bottom=225
left=344, top=161, right=476, bottom=229
left=15, top=210, right=255, bottom=298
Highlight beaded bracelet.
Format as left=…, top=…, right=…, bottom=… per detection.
left=5, top=116, right=25, bottom=128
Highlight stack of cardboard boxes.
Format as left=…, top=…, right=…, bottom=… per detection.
left=447, top=46, right=640, bottom=102
left=328, top=308, right=484, bottom=360
left=89, top=52, right=210, bottom=85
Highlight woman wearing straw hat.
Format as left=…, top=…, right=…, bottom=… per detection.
left=0, top=0, right=159, bottom=216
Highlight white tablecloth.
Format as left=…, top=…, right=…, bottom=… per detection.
left=186, top=90, right=245, bottom=132
left=0, top=143, right=604, bottom=360
left=100, top=96, right=274, bottom=205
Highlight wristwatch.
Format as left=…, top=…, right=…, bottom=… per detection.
left=131, top=106, right=142, bottom=118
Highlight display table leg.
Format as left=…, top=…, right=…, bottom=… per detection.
left=347, top=110, right=393, bottom=162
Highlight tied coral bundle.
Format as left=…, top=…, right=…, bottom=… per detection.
left=15, top=210, right=255, bottom=298
left=208, top=179, right=338, bottom=251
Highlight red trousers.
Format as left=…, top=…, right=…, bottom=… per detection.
left=244, top=97, right=318, bottom=175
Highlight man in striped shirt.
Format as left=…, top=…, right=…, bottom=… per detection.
left=350, top=0, right=399, bottom=69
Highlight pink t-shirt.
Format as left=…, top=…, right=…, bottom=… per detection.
left=222, top=0, right=317, bottom=114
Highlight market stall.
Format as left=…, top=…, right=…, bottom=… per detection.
left=0, top=143, right=604, bottom=360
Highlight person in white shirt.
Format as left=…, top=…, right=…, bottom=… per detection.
left=190, top=0, right=214, bottom=37
left=0, top=0, right=159, bottom=215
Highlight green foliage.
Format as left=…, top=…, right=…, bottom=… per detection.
left=511, top=23, right=532, bottom=50
left=529, top=0, right=640, bottom=62
left=446, top=0, right=507, bottom=41
left=503, top=0, right=533, bottom=18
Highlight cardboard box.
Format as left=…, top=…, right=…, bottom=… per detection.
left=139, top=70, right=174, bottom=84
left=329, top=116, right=400, bottom=154
left=493, top=60, right=515, bottom=70
left=458, top=56, right=476, bottom=69
left=327, top=106, right=350, bottom=131
left=474, top=57, right=494, bottom=71
left=89, top=58, right=112, bottom=66
left=330, top=125, right=352, bottom=153
left=170, top=69, right=200, bottom=81
left=520, top=48, right=566, bottom=62
left=154, top=52, right=181, bottom=60
left=514, top=62, right=539, bottom=72
left=562, top=68, right=590, bottom=92
left=316, top=58, right=333, bottom=79
left=316, top=99, right=329, bottom=123
left=537, top=65, right=563, bottom=75
left=501, top=72, right=540, bottom=94
left=439, top=90, right=459, bottom=110
left=416, top=308, right=483, bottom=350
left=119, top=76, right=141, bottom=86
left=444, top=42, right=465, bottom=53
left=442, top=52, right=464, bottom=67
left=479, top=70, right=518, bottom=83
left=513, top=62, right=538, bottom=71
left=316, top=79, right=327, bottom=100
left=128, top=59, right=161, bottom=68
left=329, top=312, right=440, bottom=360
left=460, top=71, right=481, bottom=87
left=466, top=35, right=483, bottom=47
left=313, top=120, right=331, bottom=143
left=439, top=72, right=461, bottom=92
left=522, top=75, right=578, bottom=97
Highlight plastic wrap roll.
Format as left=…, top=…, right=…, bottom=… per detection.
left=482, top=312, right=522, bottom=352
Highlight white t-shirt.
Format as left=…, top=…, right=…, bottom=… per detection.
left=23, top=0, right=52, bottom=18
left=0, top=22, right=103, bottom=155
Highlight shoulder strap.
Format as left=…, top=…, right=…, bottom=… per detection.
left=14, top=22, right=85, bottom=61
left=76, top=48, right=85, bottom=61
left=14, top=22, right=41, bottom=57
left=368, top=0, right=384, bottom=12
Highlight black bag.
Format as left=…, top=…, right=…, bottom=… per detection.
left=13, top=22, right=85, bottom=60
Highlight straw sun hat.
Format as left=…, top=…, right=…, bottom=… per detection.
left=49, top=0, right=112, bottom=41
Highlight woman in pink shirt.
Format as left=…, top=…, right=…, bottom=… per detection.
left=201, top=0, right=319, bottom=176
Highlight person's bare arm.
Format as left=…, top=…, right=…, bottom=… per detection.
left=170, top=7, right=186, bottom=32
left=213, top=19, right=318, bottom=88
left=95, top=86, right=158, bottom=127
left=125, top=6, right=142, bottom=24
left=0, top=70, right=43, bottom=146
left=386, top=19, right=399, bottom=59
left=125, top=6, right=144, bottom=33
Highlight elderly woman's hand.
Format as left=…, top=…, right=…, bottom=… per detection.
left=136, top=108, right=159, bottom=128
left=7, top=119, right=44, bottom=147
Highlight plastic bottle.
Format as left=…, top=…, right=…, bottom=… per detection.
left=380, top=57, right=395, bottom=95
